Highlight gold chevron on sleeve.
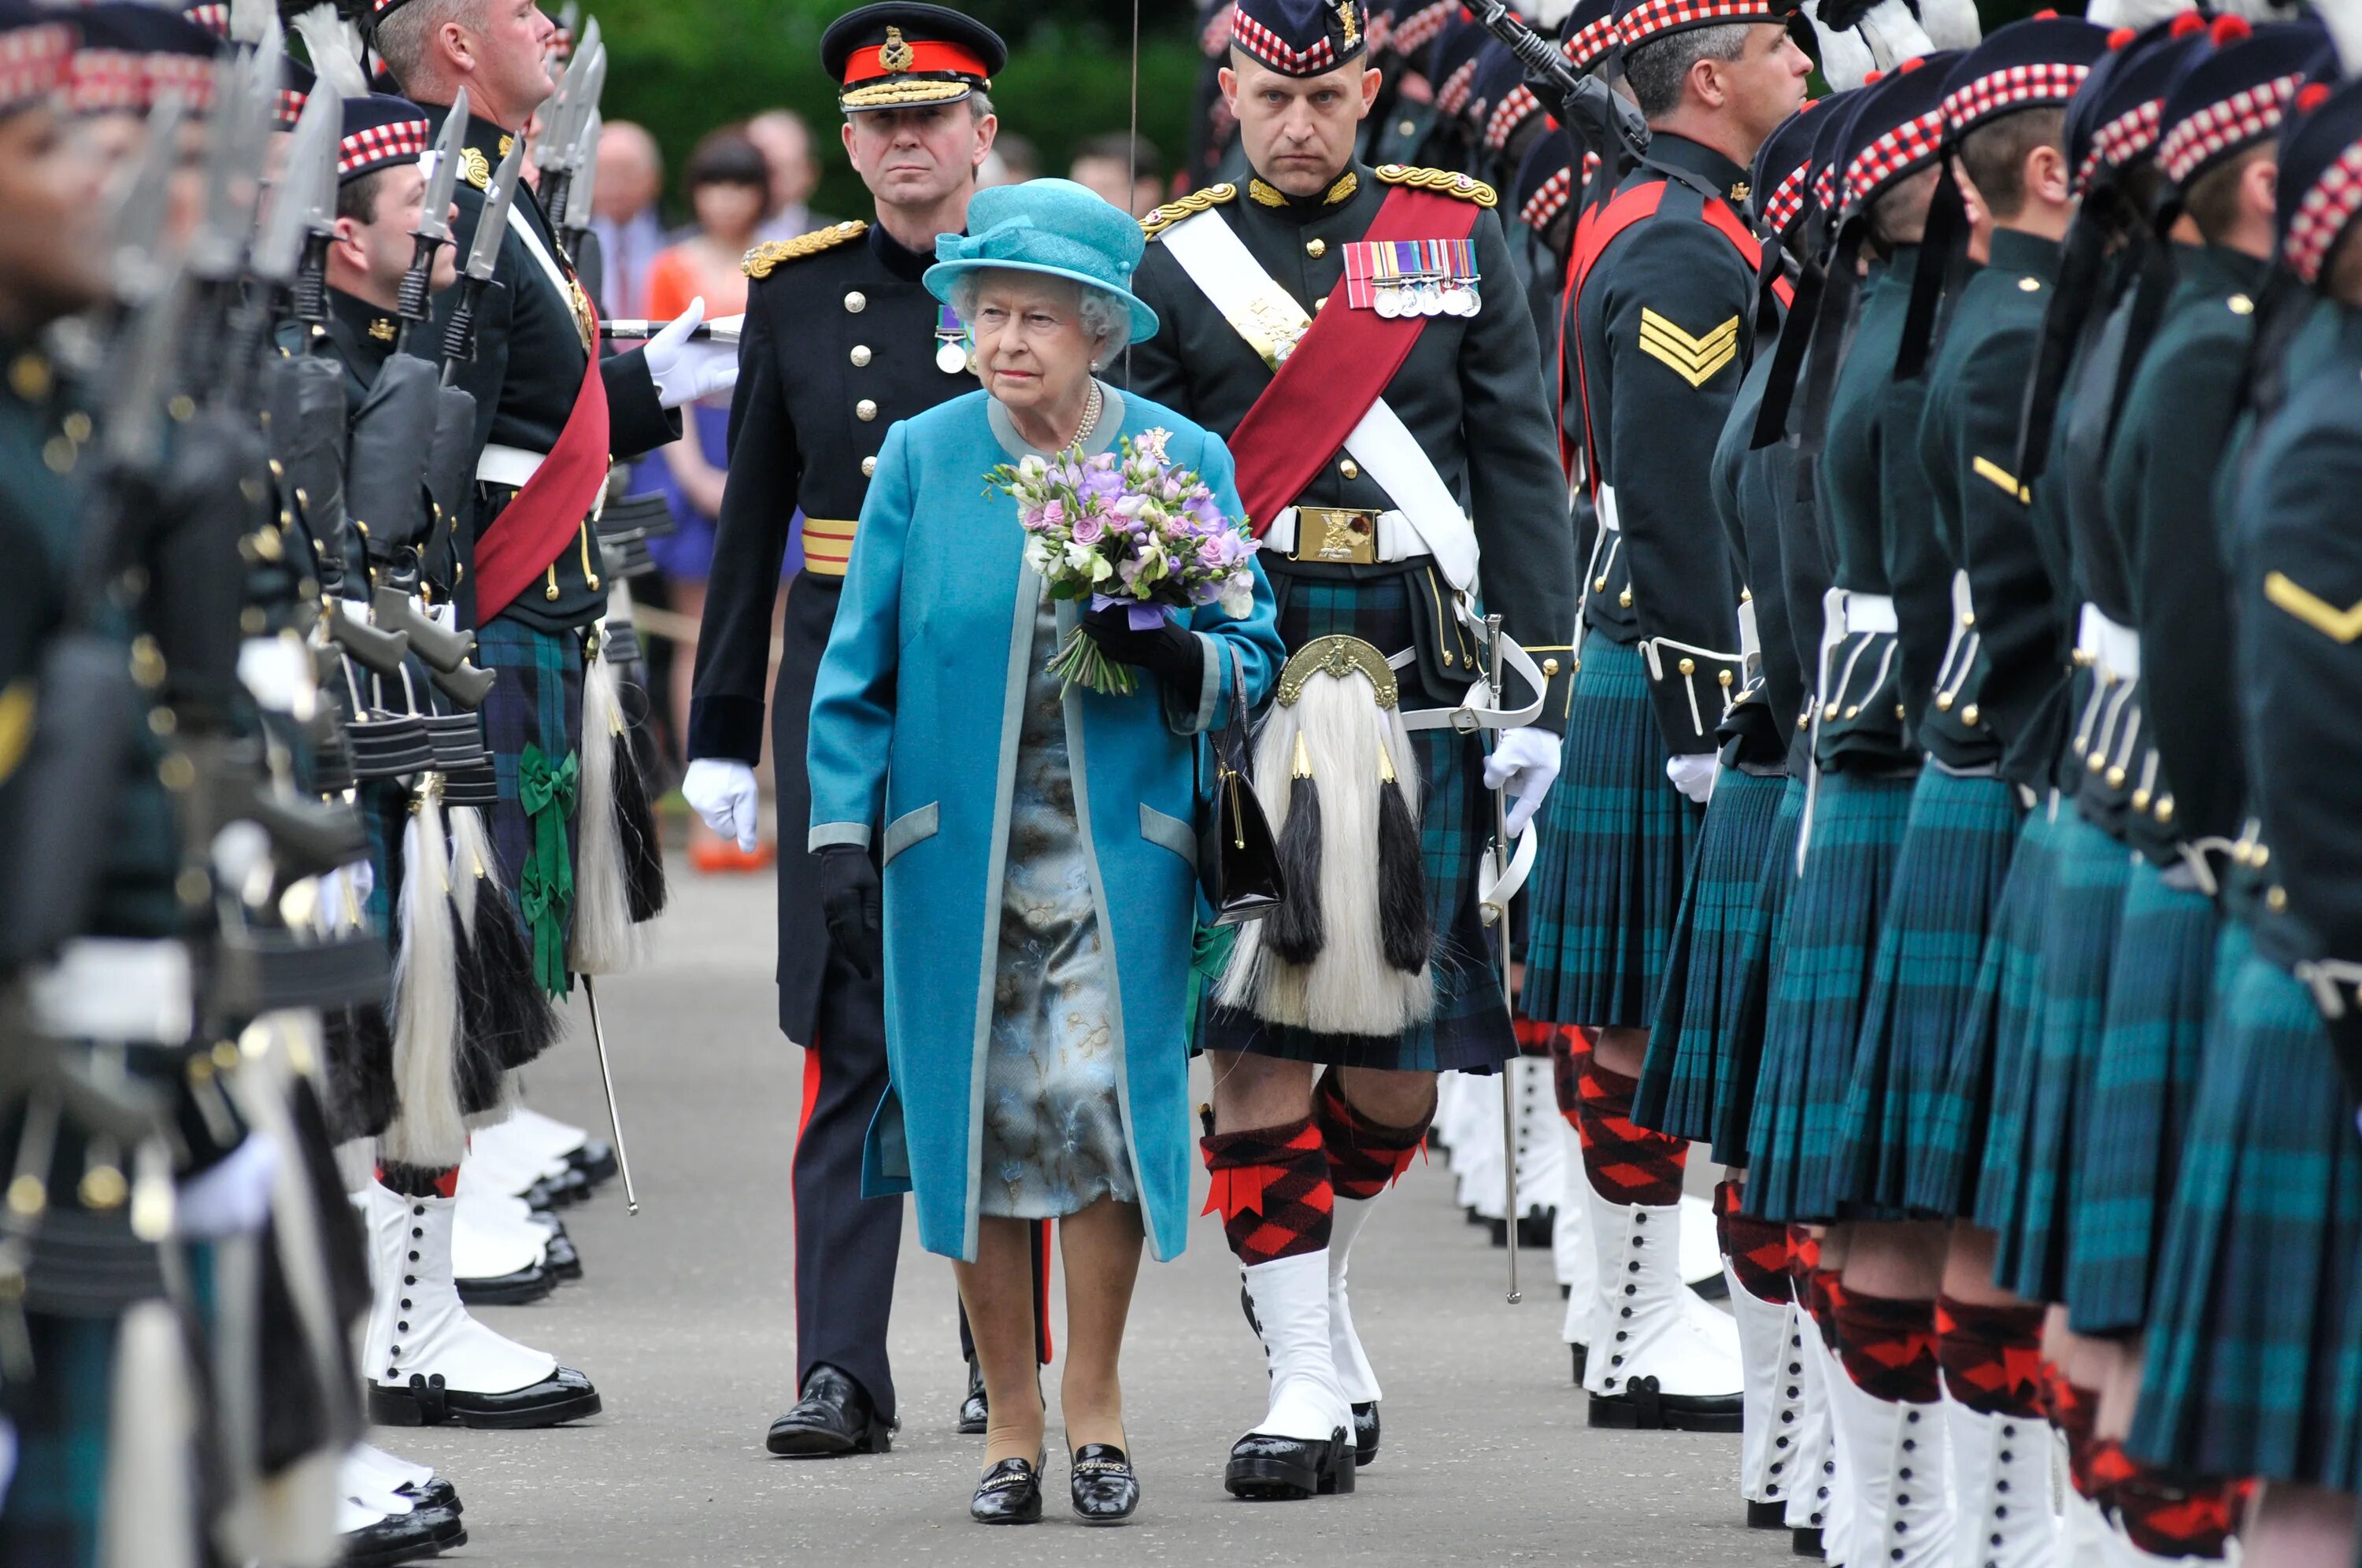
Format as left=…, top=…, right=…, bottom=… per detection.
left=1637, top=309, right=1739, bottom=387
left=2264, top=570, right=2362, bottom=643
left=1971, top=456, right=2031, bottom=503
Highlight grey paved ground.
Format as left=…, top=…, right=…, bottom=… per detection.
left=383, top=862, right=1800, bottom=1566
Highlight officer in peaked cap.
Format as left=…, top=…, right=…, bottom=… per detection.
left=1520, top=0, right=1807, bottom=1434
left=683, top=1, right=1060, bottom=1459
left=1125, top=0, right=1575, bottom=1498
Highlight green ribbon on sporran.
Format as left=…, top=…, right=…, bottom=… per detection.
left=517, top=741, right=579, bottom=996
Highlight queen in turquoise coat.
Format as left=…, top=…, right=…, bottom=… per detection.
left=805, top=179, right=1283, bottom=1512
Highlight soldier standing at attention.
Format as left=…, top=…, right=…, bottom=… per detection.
left=365, top=0, right=731, bottom=1429
left=683, top=3, right=1051, bottom=1456
left=1124, top=0, right=1575, bottom=1499
left=1521, top=0, right=1808, bottom=1431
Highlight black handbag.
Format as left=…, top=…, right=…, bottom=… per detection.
left=1196, top=642, right=1284, bottom=926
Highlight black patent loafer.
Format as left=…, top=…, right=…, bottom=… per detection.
left=454, top=1262, right=554, bottom=1307
left=542, top=1230, right=583, bottom=1281
left=338, top=1502, right=465, bottom=1566
left=957, top=1359, right=988, bottom=1435
left=369, top=1366, right=601, bottom=1429
left=971, top=1456, right=1043, bottom=1524
left=766, top=1363, right=891, bottom=1456
left=569, top=1140, right=620, bottom=1185
left=1586, top=1375, right=1744, bottom=1433
left=394, top=1476, right=461, bottom=1514
left=1224, top=1427, right=1356, bottom=1500
left=1069, top=1444, right=1137, bottom=1525
left=1351, top=1403, right=1379, bottom=1467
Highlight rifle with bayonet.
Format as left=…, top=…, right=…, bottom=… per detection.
left=1468, top=0, right=1649, bottom=178
left=438, top=131, right=526, bottom=389
left=394, top=87, right=467, bottom=357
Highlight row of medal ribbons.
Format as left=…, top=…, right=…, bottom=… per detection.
left=1341, top=238, right=1481, bottom=318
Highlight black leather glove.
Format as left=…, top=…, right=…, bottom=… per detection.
left=1080, top=605, right=1204, bottom=689
left=813, top=843, right=883, bottom=982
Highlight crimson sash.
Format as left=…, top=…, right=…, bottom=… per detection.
left=1224, top=185, right=1482, bottom=534
left=473, top=305, right=612, bottom=622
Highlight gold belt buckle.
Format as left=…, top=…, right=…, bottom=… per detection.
left=1292, top=506, right=1379, bottom=565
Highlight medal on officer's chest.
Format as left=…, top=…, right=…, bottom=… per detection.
left=1341, top=238, right=1481, bottom=318
left=935, top=303, right=967, bottom=374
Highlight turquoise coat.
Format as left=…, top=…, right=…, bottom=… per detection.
left=807, top=384, right=1284, bottom=1263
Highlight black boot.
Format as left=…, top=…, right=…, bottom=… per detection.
left=957, top=1358, right=988, bottom=1435
left=766, top=1364, right=893, bottom=1456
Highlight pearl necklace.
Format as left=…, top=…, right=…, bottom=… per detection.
left=1065, top=382, right=1104, bottom=452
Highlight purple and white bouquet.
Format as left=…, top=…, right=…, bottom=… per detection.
left=990, top=426, right=1261, bottom=696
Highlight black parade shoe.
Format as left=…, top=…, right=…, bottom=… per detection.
left=338, top=1503, right=465, bottom=1566
left=1068, top=1444, right=1138, bottom=1524
left=1570, top=1342, right=1589, bottom=1384
left=1747, top=1499, right=1789, bottom=1529
left=568, top=1139, right=620, bottom=1185
left=394, top=1477, right=461, bottom=1514
left=766, top=1364, right=892, bottom=1457
left=1351, top=1403, right=1380, bottom=1467
left=970, top=1456, right=1044, bottom=1524
left=1586, top=1376, right=1744, bottom=1433
left=454, top=1262, right=555, bottom=1307
left=542, top=1230, right=583, bottom=1281
left=1224, top=1428, right=1357, bottom=1500
left=1790, top=1526, right=1823, bottom=1557
left=369, top=1366, right=602, bottom=1429
left=957, top=1359, right=989, bottom=1436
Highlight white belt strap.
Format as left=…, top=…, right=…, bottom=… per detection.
left=506, top=200, right=575, bottom=310
left=1159, top=209, right=1481, bottom=591
left=1399, top=634, right=1548, bottom=731
left=30, top=938, right=193, bottom=1044
left=1844, top=591, right=1898, bottom=635
left=476, top=442, right=545, bottom=488
left=1264, top=507, right=1427, bottom=563
left=1738, top=595, right=1760, bottom=665
left=2077, top=602, right=2142, bottom=682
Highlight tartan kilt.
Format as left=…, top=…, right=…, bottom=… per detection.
left=1742, top=770, right=1915, bottom=1224
left=1712, top=776, right=1806, bottom=1165
left=1931, top=808, right=2061, bottom=1222
left=1834, top=768, right=2024, bottom=1213
left=476, top=616, right=584, bottom=1005
left=2065, top=860, right=2217, bottom=1336
left=2128, top=942, right=2362, bottom=1489
left=0, top=1311, right=117, bottom=1567
left=1636, top=765, right=1787, bottom=1151
left=1523, top=636, right=1702, bottom=1029
left=1199, top=575, right=1512, bottom=1073
left=1994, top=812, right=2131, bottom=1303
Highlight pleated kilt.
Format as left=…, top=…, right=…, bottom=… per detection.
left=0, top=1311, right=117, bottom=1566
left=2129, top=941, right=2362, bottom=1489
left=1742, top=770, right=1916, bottom=1224
left=1200, top=576, right=1512, bottom=1073
left=1635, top=765, right=1787, bottom=1156
left=2066, top=860, right=2217, bottom=1336
left=1994, top=812, right=2131, bottom=1303
left=1715, top=778, right=1806, bottom=1165
left=1523, top=636, right=1701, bottom=1029
left=476, top=616, right=584, bottom=991
left=1932, top=807, right=2062, bottom=1222
left=1834, top=767, right=2023, bottom=1214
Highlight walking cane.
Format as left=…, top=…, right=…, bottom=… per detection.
left=579, top=975, right=639, bottom=1215
left=1479, top=612, right=1521, bottom=1305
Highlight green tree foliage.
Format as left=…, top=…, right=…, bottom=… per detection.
left=589, top=0, right=1205, bottom=220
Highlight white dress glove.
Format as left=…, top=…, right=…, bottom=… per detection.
left=643, top=297, right=741, bottom=410
left=1482, top=726, right=1563, bottom=836
left=683, top=757, right=760, bottom=852
left=1666, top=753, right=1720, bottom=804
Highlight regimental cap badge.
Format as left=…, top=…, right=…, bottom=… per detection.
left=1338, top=0, right=1359, bottom=49
left=879, top=26, right=914, bottom=73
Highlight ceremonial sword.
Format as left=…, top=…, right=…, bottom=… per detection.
left=1479, top=612, right=1521, bottom=1306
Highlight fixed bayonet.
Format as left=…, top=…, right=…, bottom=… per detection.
left=439, top=131, right=527, bottom=383
left=1468, top=0, right=1649, bottom=168
left=535, top=25, right=600, bottom=229
left=561, top=110, right=602, bottom=249
left=394, top=88, right=468, bottom=353
left=250, top=85, right=334, bottom=290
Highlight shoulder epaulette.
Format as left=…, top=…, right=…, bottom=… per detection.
left=1141, top=183, right=1238, bottom=239
left=1374, top=165, right=1498, bottom=209
left=743, top=220, right=869, bottom=279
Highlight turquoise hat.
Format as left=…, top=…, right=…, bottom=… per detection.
left=925, top=178, right=1160, bottom=344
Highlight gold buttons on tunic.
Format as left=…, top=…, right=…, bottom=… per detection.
left=861, top=455, right=878, bottom=477
left=2267, top=886, right=2289, bottom=912
left=2017, top=276, right=2042, bottom=292
left=2132, top=789, right=2152, bottom=812
left=1306, top=239, right=1327, bottom=257
left=2105, top=765, right=2127, bottom=789
left=2154, top=795, right=2175, bottom=823
left=1678, top=657, right=1695, bottom=675
left=856, top=399, right=878, bottom=421
left=1961, top=704, right=1980, bottom=727
left=850, top=345, right=872, bottom=367
left=1617, top=590, right=1632, bottom=608
left=1542, top=658, right=1560, bottom=677
left=1339, top=457, right=1359, bottom=479
left=1594, top=575, right=1607, bottom=591
left=1825, top=702, right=1841, bottom=721
left=844, top=291, right=866, bottom=312
left=1844, top=704, right=1860, bottom=719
